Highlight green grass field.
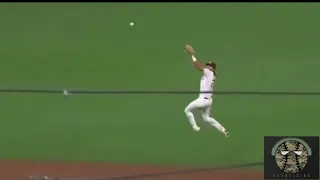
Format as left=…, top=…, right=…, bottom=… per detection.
left=0, top=3, right=319, bottom=167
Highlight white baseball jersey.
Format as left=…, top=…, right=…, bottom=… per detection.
left=199, top=68, right=215, bottom=99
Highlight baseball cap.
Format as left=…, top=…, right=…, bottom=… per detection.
left=205, top=61, right=216, bottom=69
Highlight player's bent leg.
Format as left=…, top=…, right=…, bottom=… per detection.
left=184, top=108, right=200, bottom=132
left=201, top=107, right=229, bottom=137
left=184, top=99, right=202, bottom=132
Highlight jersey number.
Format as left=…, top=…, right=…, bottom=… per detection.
left=202, top=76, right=215, bottom=88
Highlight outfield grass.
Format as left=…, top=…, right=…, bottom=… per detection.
left=0, top=3, right=319, bottom=167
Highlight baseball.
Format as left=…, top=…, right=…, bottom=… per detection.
left=129, top=22, right=134, bottom=26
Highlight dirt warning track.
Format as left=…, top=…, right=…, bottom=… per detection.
left=0, top=160, right=263, bottom=180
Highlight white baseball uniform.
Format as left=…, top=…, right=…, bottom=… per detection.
left=184, top=68, right=226, bottom=134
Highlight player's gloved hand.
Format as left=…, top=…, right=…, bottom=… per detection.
left=185, top=44, right=195, bottom=55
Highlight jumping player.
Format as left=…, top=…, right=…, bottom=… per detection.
left=184, top=44, right=229, bottom=137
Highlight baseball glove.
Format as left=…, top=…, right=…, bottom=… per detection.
left=185, top=44, right=195, bottom=55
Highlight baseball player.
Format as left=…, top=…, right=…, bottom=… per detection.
left=184, top=44, right=229, bottom=137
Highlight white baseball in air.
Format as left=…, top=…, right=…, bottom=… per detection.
left=129, top=22, right=134, bottom=26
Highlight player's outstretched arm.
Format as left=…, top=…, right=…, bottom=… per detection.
left=191, top=55, right=204, bottom=72
left=185, top=44, right=204, bottom=72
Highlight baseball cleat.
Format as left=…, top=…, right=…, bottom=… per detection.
left=193, top=126, right=201, bottom=132
left=224, top=129, right=230, bottom=137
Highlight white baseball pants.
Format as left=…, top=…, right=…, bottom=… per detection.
left=184, top=97, right=225, bottom=133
